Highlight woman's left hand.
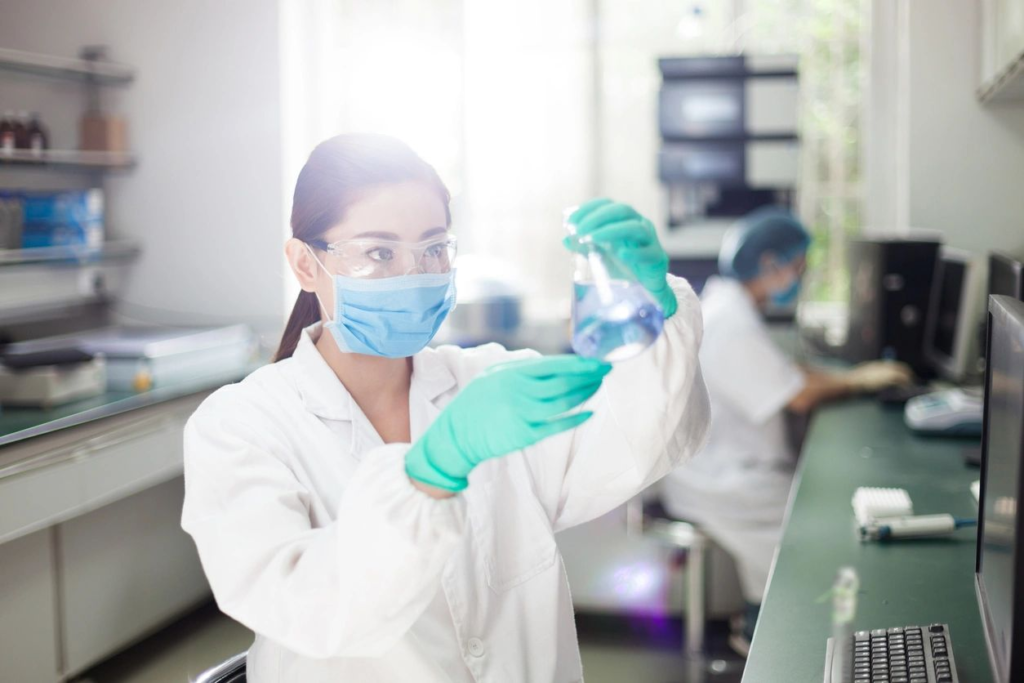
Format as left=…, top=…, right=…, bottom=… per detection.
left=562, top=198, right=677, bottom=318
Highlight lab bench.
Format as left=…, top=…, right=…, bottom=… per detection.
left=743, top=400, right=993, bottom=682
left=0, top=374, right=242, bottom=682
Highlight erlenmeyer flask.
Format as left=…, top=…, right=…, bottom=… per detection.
left=565, top=208, right=665, bottom=362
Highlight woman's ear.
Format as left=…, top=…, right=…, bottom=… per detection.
left=285, top=238, right=321, bottom=293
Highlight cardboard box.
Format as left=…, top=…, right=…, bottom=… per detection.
left=80, top=113, right=129, bottom=153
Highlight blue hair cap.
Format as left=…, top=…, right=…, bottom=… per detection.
left=718, top=206, right=812, bottom=281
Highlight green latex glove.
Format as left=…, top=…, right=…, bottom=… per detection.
left=405, top=355, right=612, bottom=492
left=562, top=198, right=677, bottom=318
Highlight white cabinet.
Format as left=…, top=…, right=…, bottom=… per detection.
left=0, top=529, right=60, bottom=683
left=0, top=390, right=217, bottom=680
left=0, top=395, right=205, bottom=545
left=998, top=0, right=1024, bottom=67
left=58, top=477, right=210, bottom=677
left=980, top=0, right=1024, bottom=102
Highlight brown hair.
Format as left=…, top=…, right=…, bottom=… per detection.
left=273, top=134, right=451, bottom=361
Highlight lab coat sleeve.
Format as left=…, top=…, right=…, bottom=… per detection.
left=180, top=388, right=466, bottom=659
left=524, top=274, right=711, bottom=532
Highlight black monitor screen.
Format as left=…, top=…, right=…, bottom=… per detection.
left=978, top=297, right=1024, bottom=682
left=668, top=257, right=719, bottom=295
left=990, top=253, right=1024, bottom=301
left=932, top=259, right=966, bottom=358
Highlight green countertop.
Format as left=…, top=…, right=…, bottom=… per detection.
left=744, top=399, right=992, bottom=682
left=0, top=368, right=250, bottom=448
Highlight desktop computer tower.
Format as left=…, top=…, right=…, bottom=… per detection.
left=843, top=237, right=941, bottom=374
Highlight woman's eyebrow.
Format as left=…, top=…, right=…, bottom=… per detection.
left=350, top=230, right=401, bottom=240
left=420, top=227, right=448, bottom=239
left=345, top=228, right=447, bottom=241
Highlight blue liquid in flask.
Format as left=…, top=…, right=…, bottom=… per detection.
left=571, top=280, right=665, bottom=362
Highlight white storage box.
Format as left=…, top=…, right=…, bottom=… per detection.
left=0, top=358, right=105, bottom=408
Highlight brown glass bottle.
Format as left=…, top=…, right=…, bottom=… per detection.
left=0, top=111, right=15, bottom=154
left=12, top=111, right=29, bottom=149
left=26, top=113, right=48, bottom=156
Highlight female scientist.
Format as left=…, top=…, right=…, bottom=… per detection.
left=181, top=133, right=710, bottom=682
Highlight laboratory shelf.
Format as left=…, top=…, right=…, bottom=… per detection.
left=0, top=46, right=134, bottom=85
left=0, top=242, right=141, bottom=268
left=0, top=149, right=136, bottom=170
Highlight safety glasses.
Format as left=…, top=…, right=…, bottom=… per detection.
left=307, top=234, right=458, bottom=279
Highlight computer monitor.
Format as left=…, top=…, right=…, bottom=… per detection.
left=990, top=252, right=1024, bottom=301
left=979, top=253, right=1024, bottom=364
left=976, top=295, right=1024, bottom=683
left=924, top=248, right=984, bottom=381
left=974, top=296, right=1024, bottom=679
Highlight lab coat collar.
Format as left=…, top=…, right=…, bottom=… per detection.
left=290, top=323, right=457, bottom=421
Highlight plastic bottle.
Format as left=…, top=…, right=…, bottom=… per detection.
left=565, top=208, right=665, bottom=362
left=0, top=111, right=15, bottom=154
left=829, top=567, right=859, bottom=683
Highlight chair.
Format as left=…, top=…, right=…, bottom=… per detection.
left=195, top=651, right=247, bottom=683
left=625, top=496, right=741, bottom=678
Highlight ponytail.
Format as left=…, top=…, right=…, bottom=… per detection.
left=273, top=290, right=322, bottom=361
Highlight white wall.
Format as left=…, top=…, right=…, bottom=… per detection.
left=0, top=0, right=287, bottom=343
left=460, top=0, right=595, bottom=312
left=863, top=0, right=908, bottom=234
left=866, top=0, right=1024, bottom=259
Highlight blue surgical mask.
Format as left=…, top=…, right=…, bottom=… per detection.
left=308, top=248, right=456, bottom=358
left=770, top=276, right=801, bottom=307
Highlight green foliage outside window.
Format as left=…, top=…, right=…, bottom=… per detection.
left=729, top=0, right=867, bottom=302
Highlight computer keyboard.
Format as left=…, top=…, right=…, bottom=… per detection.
left=823, top=623, right=959, bottom=683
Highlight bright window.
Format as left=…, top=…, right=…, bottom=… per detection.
left=281, top=0, right=868, bottom=313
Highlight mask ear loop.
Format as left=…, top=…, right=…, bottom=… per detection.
left=304, top=243, right=336, bottom=323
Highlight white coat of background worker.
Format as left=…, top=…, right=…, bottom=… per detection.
left=180, top=133, right=711, bottom=682
left=660, top=206, right=912, bottom=656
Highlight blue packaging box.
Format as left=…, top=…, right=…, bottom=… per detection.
left=16, top=190, right=105, bottom=249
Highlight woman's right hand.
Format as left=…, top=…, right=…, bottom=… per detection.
left=405, top=355, right=612, bottom=492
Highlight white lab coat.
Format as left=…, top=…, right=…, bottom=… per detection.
left=661, top=277, right=805, bottom=603
left=181, top=275, right=709, bottom=683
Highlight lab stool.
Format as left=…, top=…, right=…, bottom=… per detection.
left=195, top=651, right=247, bottom=683
left=624, top=496, right=741, bottom=678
